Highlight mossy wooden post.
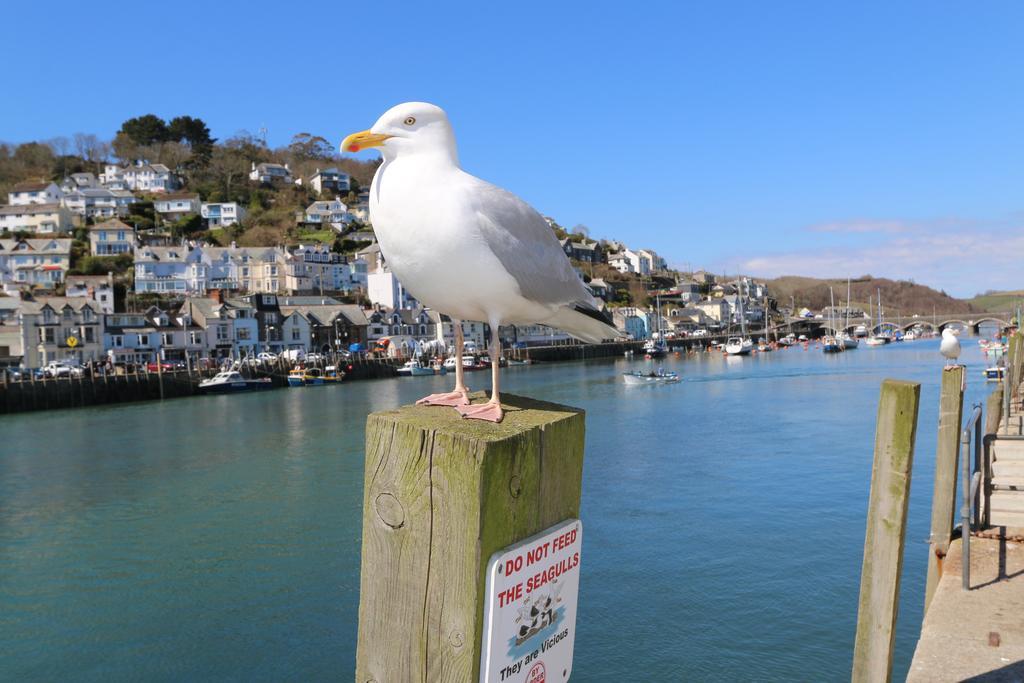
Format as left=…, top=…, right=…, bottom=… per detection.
left=356, top=393, right=585, bottom=682
left=853, top=379, right=921, bottom=683
left=924, top=366, right=964, bottom=613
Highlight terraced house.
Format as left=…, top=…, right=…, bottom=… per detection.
left=15, top=297, right=105, bottom=367
left=0, top=238, right=72, bottom=289
left=89, top=219, right=135, bottom=256
left=0, top=203, right=74, bottom=234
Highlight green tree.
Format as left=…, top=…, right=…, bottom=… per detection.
left=168, top=116, right=215, bottom=166
left=119, top=114, right=169, bottom=146
left=170, top=213, right=203, bottom=238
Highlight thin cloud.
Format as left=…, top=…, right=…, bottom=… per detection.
left=807, top=219, right=910, bottom=234
left=738, top=219, right=1024, bottom=298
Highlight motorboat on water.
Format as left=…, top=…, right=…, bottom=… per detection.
left=288, top=367, right=324, bottom=386
left=821, top=335, right=844, bottom=353
left=841, top=334, right=859, bottom=350
left=443, top=355, right=488, bottom=372
left=622, top=368, right=680, bottom=385
left=397, top=358, right=435, bottom=376
left=725, top=337, right=753, bottom=355
left=778, top=334, right=796, bottom=347
left=199, top=371, right=274, bottom=394
left=864, top=336, right=888, bottom=347
left=854, top=325, right=868, bottom=338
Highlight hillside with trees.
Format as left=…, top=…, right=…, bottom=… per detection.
left=766, top=275, right=978, bottom=315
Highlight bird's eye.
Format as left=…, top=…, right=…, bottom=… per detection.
left=403, top=116, right=416, bottom=126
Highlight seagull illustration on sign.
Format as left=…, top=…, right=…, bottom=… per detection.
left=342, top=102, right=622, bottom=423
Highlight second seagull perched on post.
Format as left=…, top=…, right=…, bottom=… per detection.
left=342, top=102, right=621, bottom=422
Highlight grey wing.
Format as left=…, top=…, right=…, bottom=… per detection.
left=469, top=180, right=598, bottom=309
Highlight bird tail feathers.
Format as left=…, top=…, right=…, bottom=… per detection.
left=544, top=304, right=626, bottom=344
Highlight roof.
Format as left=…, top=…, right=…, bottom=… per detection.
left=66, top=274, right=113, bottom=287
left=11, top=180, right=54, bottom=193
left=0, top=202, right=64, bottom=215
left=155, top=192, right=199, bottom=202
left=0, top=238, right=72, bottom=252
left=279, top=303, right=369, bottom=327
left=18, top=296, right=100, bottom=315
left=90, top=218, right=133, bottom=231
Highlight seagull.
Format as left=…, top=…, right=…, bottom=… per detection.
left=342, top=102, right=621, bottom=422
left=940, top=328, right=961, bottom=368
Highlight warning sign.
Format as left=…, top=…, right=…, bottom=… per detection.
left=479, top=519, right=582, bottom=683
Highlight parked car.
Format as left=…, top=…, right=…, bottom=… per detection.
left=281, top=349, right=305, bottom=362
left=146, top=361, right=180, bottom=372
left=43, top=360, right=84, bottom=378
left=304, top=352, right=325, bottom=364
left=257, top=352, right=278, bottom=363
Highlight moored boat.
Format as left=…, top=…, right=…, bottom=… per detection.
left=199, top=371, right=274, bottom=394
left=984, top=366, right=1005, bottom=381
left=397, top=359, right=435, bottom=376
left=725, top=337, right=753, bottom=355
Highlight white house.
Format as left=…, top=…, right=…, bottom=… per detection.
left=307, top=167, right=350, bottom=194
left=89, top=219, right=135, bottom=256
left=0, top=203, right=74, bottom=234
left=302, top=198, right=353, bottom=230
left=637, top=249, right=666, bottom=273
left=608, top=252, right=635, bottom=275
left=154, top=193, right=201, bottom=222
left=201, top=202, right=245, bottom=227
left=101, top=161, right=178, bottom=192
left=0, top=238, right=73, bottom=288
left=249, top=162, right=292, bottom=184
left=62, top=188, right=123, bottom=219
left=8, top=181, right=63, bottom=206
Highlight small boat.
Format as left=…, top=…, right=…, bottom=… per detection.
left=822, top=335, right=844, bottom=353
left=643, top=338, right=668, bottom=358
left=778, top=335, right=796, bottom=347
left=443, top=356, right=487, bottom=371
left=397, top=359, right=435, bottom=376
left=323, top=366, right=344, bottom=383
left=506, top=358, right=533, bottom=366
left=199, top=371, right=273, bottom=394
left=864, top=336, right=888, bottom=347
left=725, top=337, right=753, bottom=356
left=622, top=368, right=680, bottom=385
left=984, top=366, right=1005, bottom=381
left=841, top=334, right=859, bottom=350
left=854, top=325, right=868, bottom=338
left=287, top=367, right=326, bottom=386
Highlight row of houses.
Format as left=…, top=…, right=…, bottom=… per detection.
left=0, top=288, right=579, bottom=369
left=558, top=235, right=668, bottom=276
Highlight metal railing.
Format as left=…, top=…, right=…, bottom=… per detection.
left=961, top=403, right=984, bottom=590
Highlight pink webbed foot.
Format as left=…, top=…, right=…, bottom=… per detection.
left=455, top=402, right=504, bottom=423
left=417, top=389, right=470, bottom=407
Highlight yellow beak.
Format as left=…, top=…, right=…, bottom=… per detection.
left=341, top=130, right=392, bottom=153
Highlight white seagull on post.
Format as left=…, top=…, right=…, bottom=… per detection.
left=342, top=102, right=621, bottom=422
left=940, top=328, right=961, bottom=368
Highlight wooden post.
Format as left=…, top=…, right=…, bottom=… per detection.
left=924, top=366, right=964, bottom=612
left=356, top=393, right=585, bottom=683
left=853, top=379, right=921, bottom=683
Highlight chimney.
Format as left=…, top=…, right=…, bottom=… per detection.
left=208, top=288, right=224, bottom=304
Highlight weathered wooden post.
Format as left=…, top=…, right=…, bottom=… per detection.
left=853, top=379, right=921, bottom=683
left=924, top=366, right=964, bottom=612
left=356, top=393, right=585, bottom=682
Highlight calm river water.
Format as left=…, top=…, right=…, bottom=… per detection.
left=0, top=338, right=997, bottom=681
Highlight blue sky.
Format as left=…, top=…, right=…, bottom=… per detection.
left=4, top=1, right=1023, bottom=296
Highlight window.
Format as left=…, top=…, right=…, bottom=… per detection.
left=189, top=331, right=202, bottom=344
left=40, top=328, right=55, bottom=343
left=84, top=328, right=95, bottom=343
left=111, top=335, right=123, bottom=347
left=237, top=328, right=251, bottom=341
left=98, top=231, right=107, bottom=241
left=63, top=308, right=72, bottom=320
left=43, top=308, right=55, bottom=324
left=117, top=231, right=125, bottom=241
left=291, top=327, right=301, bottom=341
left=162, top=333, right=174, bottom=345
left=217, top=326, right=229, bottom=341
left=138, top=334, right=149, bottom=346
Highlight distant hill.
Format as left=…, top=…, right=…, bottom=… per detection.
left=965, top=290, right=1024, bottom=313
left=765, top=276, right=978, bottom=315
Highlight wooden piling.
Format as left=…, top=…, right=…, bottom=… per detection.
left=355, top=393, right=585, bottom=683
left=924, top=366, right=964, bottom=612
left=853, top=379, right=921, bottom=683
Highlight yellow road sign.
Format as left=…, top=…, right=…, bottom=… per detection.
left=66, top=336, right=79, bottom=348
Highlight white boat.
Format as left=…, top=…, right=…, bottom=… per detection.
left=725, top=337, right=753, bottom=355
left=823, top=287, right=845, bottom=354
left=841, top=335, right=859, bottom=350
left=622, top=368, right=680, bottom=385
left=199, top=371, right=273, bottom=394
left=854, top=324, right=868, bottom=337
left=397, top=359, right=435, bottom=376
left=864, top=336, right=887, bottom=347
